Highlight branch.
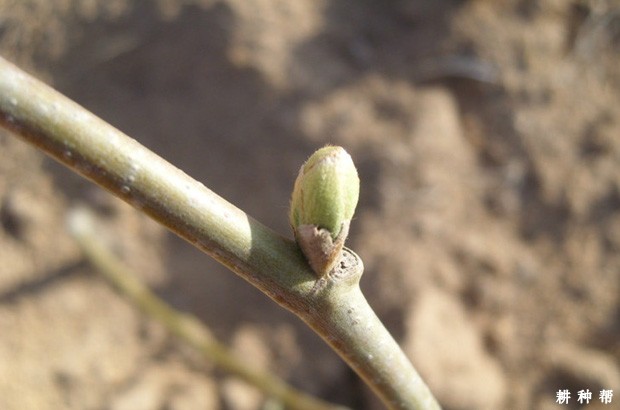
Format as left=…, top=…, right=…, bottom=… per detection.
left=0, top=56, right=440, bottom=410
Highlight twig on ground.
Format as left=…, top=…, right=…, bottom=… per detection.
left=68, top=207, right=348, bottom=410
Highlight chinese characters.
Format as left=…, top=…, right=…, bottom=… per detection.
left=556, top=389, right=613, bottom=405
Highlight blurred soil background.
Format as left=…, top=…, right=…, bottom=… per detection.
left=0, top=0, right=619, bottom=409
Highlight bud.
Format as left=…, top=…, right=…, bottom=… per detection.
left=290, top=146, right=360, bottom=276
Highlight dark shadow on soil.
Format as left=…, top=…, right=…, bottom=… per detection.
left=44, top=1, right=359, bottom=405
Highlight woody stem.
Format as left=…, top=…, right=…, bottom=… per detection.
left=0, top=56, right=440, bottom=410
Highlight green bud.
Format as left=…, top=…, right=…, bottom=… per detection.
left=290, top=146, right=360, bottom=276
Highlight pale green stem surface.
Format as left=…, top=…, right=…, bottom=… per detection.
left=0, top=56, right=441, bottom=410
